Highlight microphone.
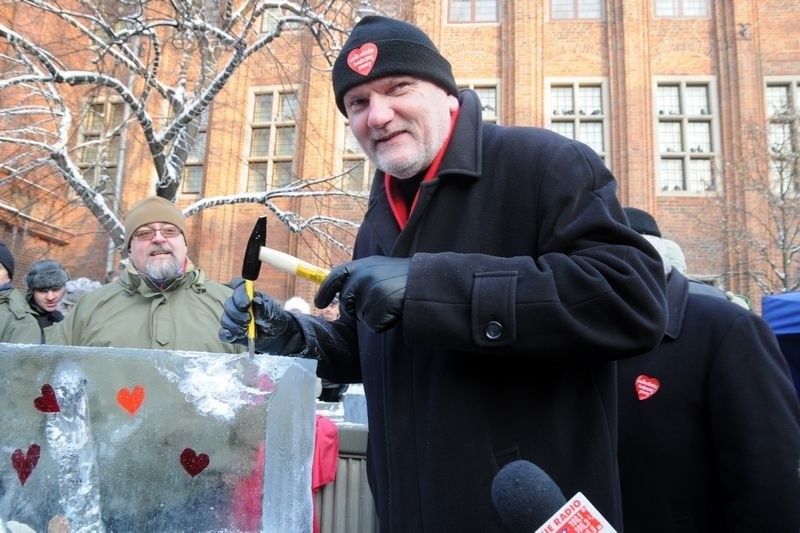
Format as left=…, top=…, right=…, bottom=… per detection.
left=491, top=460, right=617, bottom=533
left=492, top=460, right=567, bottom=532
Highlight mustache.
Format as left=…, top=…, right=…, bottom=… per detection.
left=147, top=244, right=173, bottom=255
left=371, top=127, right=407, bottom=142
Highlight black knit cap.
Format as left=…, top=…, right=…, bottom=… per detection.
left=623, top=207, right=662, bottom=237
left=0, top=241, right=13, bottom=281
left=332, top=15, right=459, bottom=116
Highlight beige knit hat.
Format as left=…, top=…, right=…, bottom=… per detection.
left=124, top=196, right=187, bottom=248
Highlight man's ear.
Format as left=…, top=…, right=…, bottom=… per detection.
left=448, top=94, right=459, bottom=113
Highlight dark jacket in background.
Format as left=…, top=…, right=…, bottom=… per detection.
left=296, top=89, right=667, bottom=531
left=27, top=301, right=64, bottom=343
left=618, top=270, right=800, bottom=531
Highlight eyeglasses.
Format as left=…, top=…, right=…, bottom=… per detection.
left=132, top=226, right=182, bottom=241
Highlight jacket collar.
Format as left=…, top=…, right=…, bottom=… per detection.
left=437, top=88, right=483, bottom=180
left=663, top=270, right=690, bottom=340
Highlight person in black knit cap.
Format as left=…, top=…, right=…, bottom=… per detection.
left=220, top=15, right=668, bottom=531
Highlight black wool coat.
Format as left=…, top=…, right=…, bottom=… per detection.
left=618, top=271, right=800, bottom=531
left=299, top=89, right=667, bottom=532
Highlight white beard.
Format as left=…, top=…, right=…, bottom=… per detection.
left=143, top=255, right=180, bottom=280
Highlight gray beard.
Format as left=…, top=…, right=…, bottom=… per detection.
left=143, top=256, right=180, bottom=280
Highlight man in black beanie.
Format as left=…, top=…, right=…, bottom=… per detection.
left=24, top=259, right=69, bottom=342
left=220, top=15, right=668, bottom=531
left=0, top=242, right=40, bottom=344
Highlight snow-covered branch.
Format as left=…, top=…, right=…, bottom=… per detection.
left=0, top=0, right=365, bottom=255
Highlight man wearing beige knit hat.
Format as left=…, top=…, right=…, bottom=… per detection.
left=49, top=196, right=242, bottom=353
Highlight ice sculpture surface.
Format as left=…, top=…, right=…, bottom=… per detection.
left=0, top=343, right=318, bottom=532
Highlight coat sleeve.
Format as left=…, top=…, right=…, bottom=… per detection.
left=293, top=312, right=363, bottom=384
left=403, top=140, right=667, bottom=360
left=708, top=310, right=800, bottom=527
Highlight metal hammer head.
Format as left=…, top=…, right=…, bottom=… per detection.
left=242, top=216, right=267, bottom=281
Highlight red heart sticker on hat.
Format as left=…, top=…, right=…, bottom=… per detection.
left=635, top=374, right=660, bottom=400
left=347, top=43, right=378, bottom=76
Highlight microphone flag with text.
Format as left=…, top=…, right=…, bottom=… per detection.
left=491, top=460, right=617, bottom=533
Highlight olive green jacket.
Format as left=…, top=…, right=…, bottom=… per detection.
left=0, top=285, right=41, bottom=344
left=48, top=262, right=243, bottom=354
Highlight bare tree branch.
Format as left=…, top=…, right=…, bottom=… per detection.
left=0, top=0, right=364, bottom=258
left=709, top=118, right=800, bottom=295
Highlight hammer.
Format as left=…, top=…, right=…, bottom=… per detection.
left=258, top=247, right=330, bottom=284
left=241, top=217, right=331, bottom=353
left=242, top=216, right=267, bottom=357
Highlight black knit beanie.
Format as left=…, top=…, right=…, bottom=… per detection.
left=0, top=241, right=13, bottom=281
left=332, top=15, right=459, bottom=116
left=623, top=207, right=662, bottom=237
left=25, top=259, right=70, bottom=292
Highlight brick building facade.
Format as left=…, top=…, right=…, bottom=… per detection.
left=1, top=0, right=798, bottom=307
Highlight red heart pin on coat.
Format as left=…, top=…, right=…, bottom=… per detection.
left=12, top=444, right=41, bottom=485
left=635, top=374, right=660, bottom=400
left=347, top=43, right=378, bottom=76
left=33, top=384, right=60, bottom=413
left=180, top=448, right=210, bottom=477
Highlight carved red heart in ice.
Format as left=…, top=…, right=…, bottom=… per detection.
left=117, top=385, right=145, bottom=415
left=635, top=374, right=660, bottom=400
left=347, top=43, right=378, bottom=76
left=180, top=448, right=209, bottom=477
left=12, top=444, right=41, bottom=486
left=33, top=384, right=60, bottom=413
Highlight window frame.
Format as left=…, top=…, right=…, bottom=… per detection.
left=259, top=6, right=303, bottom=34
left=764, top=77, right=800, bottom=196
left=549, top=0, right=605, bottom=21
left=458, top=81, right=500, bottom=124
left=78, top=98, right=126, bottom=190
left=653, top=76, right=720, bottom=195
left=544, top=77, right=610, bottom=165
left=244, top=87, right=298, bottom=192
left=338, top=119, right=373, bottom=193
left=181, top=107, right=210, bottom=195
left=447, top=0, right=500, bottom=24
left=653, top=0, right=710, bottom=19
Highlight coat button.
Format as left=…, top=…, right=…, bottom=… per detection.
left=484, top=321, right=503, bottom=340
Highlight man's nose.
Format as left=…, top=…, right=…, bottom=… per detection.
left=366, top=95, right=394, bottom=129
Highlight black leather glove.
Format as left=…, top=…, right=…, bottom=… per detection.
left=315, top=256, right=410, bottom=334
left=219, top=278, right=304, bottom=354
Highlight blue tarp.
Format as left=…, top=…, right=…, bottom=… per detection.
left=762, top=292, right=800, bottom=399
left=763, top=291, right=800, bottom=335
